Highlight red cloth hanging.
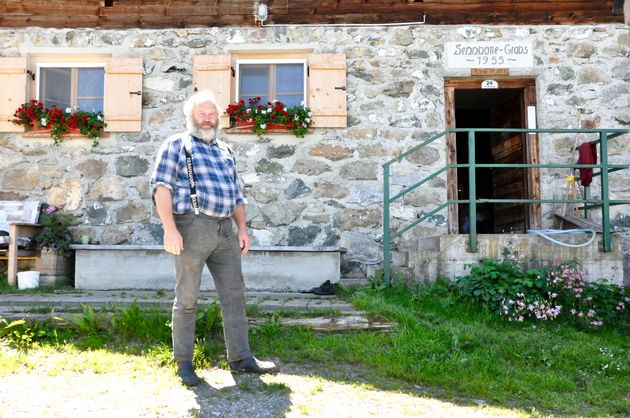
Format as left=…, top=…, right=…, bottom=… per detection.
left=577, top=142, right=597, bottom=187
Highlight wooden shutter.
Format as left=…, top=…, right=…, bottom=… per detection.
left=104, top=57, right=143, bottom=132
left=0, top=58, right=27, bottom=132
left=192, top=55, right=232, bottom=129
left=307, top=53, right=347, bottom=128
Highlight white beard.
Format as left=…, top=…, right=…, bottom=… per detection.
left=189, top=123, right=218, bottom=144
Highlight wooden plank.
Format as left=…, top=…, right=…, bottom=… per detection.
left=444, top=85, right=459, bottom=234
left=553, top=212, right=603, bottom=233
left=523, top=85, right=541, bottom=230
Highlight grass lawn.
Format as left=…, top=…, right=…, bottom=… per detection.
left=249, top=284, right=629, bottom=416
left=0, top=280, right=628, bottom=417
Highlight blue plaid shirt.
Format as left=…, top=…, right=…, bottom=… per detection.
left=150, top=133, right=246, bottom=217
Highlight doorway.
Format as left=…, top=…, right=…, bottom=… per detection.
left=444, top=78, right=541, bottom=234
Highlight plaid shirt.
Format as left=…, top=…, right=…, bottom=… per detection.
left=150, top=133, right=246, bottom=217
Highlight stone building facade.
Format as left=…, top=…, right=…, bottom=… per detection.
left=0, top=24, right=629, bottom=279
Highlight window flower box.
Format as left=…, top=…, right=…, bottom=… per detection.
left=226, top=97, right=313, bottom=138
left=12, top=100, right=106, bottom=146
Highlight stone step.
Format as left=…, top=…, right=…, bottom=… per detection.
left=0, top=290, right=356, bottom=314
left=0, top=312, right=397, bottom=332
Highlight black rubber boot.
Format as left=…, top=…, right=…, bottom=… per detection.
left=177, top=360, right=201, bottom=386
left=229, top=357, right=277, bottom=374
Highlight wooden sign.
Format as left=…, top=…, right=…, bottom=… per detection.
left=471, top=68, right=509, bottom=76
left=445, top=41, right=533, bottom=69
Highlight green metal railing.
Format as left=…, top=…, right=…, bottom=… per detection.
left=382, top=128, right=630, bottom=285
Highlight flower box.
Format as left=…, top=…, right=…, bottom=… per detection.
left=226, top=97, right=313, bottom=138
left=12, top=101, right=106, bottom=146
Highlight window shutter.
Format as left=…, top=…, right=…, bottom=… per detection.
left=192, top=55, right=232, bottom=129
left=0, top=58, right=27, bottom=133
left=307, top=53, right=347, bottom=128
left=104, top=57, right=143, bottom=132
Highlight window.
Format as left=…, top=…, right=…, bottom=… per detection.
left=236, top=60, right=306, bottom=107
left=192, top=53, right=347, bottom=129
left=37, top=64, right=105, bottom=113
left=0, top=56, right=143, bottom=133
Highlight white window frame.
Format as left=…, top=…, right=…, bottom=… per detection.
left=235, top=58, right=307, bottom=106
left=35, top=62, right=106, bottom=110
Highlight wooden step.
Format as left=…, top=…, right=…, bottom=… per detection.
left=553, top=212, right=604, bottom=233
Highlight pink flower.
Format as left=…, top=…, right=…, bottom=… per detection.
left=45, top=205, right=58, bottom=214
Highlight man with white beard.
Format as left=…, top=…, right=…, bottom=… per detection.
left=150, top=90, right=277, bottom=386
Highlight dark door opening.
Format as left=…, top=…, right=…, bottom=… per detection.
left=455, top=88, right=528, bottom=234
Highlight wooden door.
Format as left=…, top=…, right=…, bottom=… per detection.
left=444, top=78, right=541, bottom=234
left=488, top=93, right=526, bottom=232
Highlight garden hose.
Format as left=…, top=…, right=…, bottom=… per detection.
left=527, top=229, right=597, bottom=248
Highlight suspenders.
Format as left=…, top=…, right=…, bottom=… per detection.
left=182, top=134, right=237, bottom=216
left=183, top=134, right=200, bottom=215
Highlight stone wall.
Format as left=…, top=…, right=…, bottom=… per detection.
left=0, top=24, right=629, bottom=278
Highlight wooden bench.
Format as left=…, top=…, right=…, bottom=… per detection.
left=0, top=201, right=42, bottom=286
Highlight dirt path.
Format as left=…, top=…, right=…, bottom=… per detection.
left=0, top=355, right=528, bottom=418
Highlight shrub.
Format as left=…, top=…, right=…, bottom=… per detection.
left=455, top=240, right=628, bottom=328
left=549, top=264, right=628, bottom=327
left=456, top=247, right=548, bottom=318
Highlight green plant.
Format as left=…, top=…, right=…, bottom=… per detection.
left=64, top=304, right=100, bottom=335
left=456, top=244, right=628, bottom=327
left=67, top=108, right=106, bottom=146
left=251, top=313, right=283, bottom=338
left=456, top=252, right=549, bottom=317
left=11, top=100, right=47, bottom=129
left=45, top=106, right=70, bottom=145
left=195, top=303, right=223, bottom=340
left=0, top=318, right=64, bottom=350
left=35, top=205, right=75, bottom=253
left=226, top=97, right=313, bottom=138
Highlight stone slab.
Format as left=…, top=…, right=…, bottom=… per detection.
left=71, top=245, right=341, bottom=291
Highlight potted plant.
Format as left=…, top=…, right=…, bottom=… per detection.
left=35, top=205, right=75, bottom=286
left=226, top=97, right=313, bottom=138
left=12, top=103, right=106, bottom=146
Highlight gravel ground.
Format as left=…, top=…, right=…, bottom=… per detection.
left=0, top=354, right=529, bottom=418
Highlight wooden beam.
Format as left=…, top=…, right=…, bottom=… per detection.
left=0, top=0, right=622, bottom=28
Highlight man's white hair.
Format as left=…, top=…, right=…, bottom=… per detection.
left=183, top=90, right=221, bottom=130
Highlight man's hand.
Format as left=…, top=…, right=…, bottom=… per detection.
left=154, top=186, right=184, bottom=256
left=232, top=204, right=250, bottom=255
left=237, top=228, right=250, bottom=255
left=163, top=225, right=184, bottom=255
